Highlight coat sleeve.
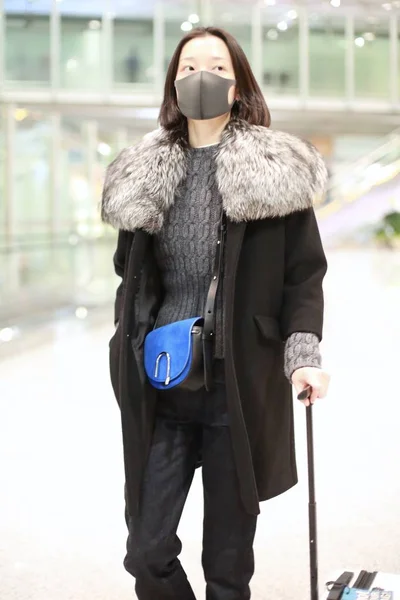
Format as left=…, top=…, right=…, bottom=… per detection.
left=113, top=229, right=133, bottom=326
left=280, top=207, right=327, bottom=342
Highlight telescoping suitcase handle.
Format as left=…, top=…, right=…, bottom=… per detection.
left=299, top=390, right=373, bottom=600
left=297, top=386, right=319, bottom=600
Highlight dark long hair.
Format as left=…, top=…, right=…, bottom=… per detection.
left=159, top=26, right=271, bottom=145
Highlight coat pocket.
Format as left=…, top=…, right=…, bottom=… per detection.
left=253, top=315, right=282, bottom=343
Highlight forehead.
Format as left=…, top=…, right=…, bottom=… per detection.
left=180, top=36, right=231, bottom=61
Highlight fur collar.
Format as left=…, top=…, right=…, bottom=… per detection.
left=101, top=120, right=327, bottom=234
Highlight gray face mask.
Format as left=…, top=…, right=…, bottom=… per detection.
left=175, top=70, right=237, bottom=121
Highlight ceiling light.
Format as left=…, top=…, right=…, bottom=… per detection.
left=330, top=0, right=341, bottom=7
left=355, top=37, right=365, bottom=47
left=382, top=2, right=392, bottom=9
left=277, top=21, right=288, bottom=31
left=264, top=0, right=276, bottom=5
left=287, top=10, right=298, bottom=19
left=0, top=328, right=15, bottom=343
left=267, top=28, right=279, bottom=40
left=364, top=32, right=376, bottom=41
left=188, top=14, right=200, bottom=24
left=88, top=20, right=101, bottom=30
left=393, top=0, right=400, bottom=6
left=75, top=307, right=88, bottom=320
left=66, top=58, right=78, bottom=71
left=97, top=142, right=112, bottom=156
left=181, top=21, right=193, bottom=32
left=14, top=108, right=28, bottom=122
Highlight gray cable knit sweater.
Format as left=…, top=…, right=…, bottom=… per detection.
left=153, top=144, right=322, bottom=380
left=154, top=145, right=225, bottom=357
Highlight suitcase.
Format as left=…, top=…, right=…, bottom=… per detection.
left=323, top=571, right=400, bottom=599
left=303, top=400, right=398, bottom=600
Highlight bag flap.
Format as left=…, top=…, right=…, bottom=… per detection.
left=144, top=317, right=202, bottom=383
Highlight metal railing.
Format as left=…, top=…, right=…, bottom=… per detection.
left=317, top=127, right=400, bottom=218
left=0, top=226, right=118, bottom=326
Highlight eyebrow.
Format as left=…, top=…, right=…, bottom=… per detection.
left=180, top=56, right=228, bottom=61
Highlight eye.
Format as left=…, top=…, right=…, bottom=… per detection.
left=213, top=65, right=225, bottom=72
left=183, top=65, right=195, bottom=72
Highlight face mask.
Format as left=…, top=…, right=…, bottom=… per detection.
left=175, top=70, right=237, bottom=121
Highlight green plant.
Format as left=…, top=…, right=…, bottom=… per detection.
left=374, top=210, right=400, bottom=247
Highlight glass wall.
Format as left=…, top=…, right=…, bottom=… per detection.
left=2, top=2, right=400, bottom=103
left=113, top=18, right=155, bottom=87
left=354, top=16, right=390, bottom=99
left=60, top=7, right=105, bottom=89
left=164, top=1, right=199, bottom=76
left=309, top=13, right=346, bottom=97
left=4, top=1, right=51, bottom=86
left=14, top=110, right=51, bottom=236
left=61, top=119, right=91, bottom=231
left=0, top=110, right=5, bottom=235
left=213, top=5, right=252, bottom=58
left=262, top=4, right=300, bottom=96
left=0, top=106, right=121, bottom=324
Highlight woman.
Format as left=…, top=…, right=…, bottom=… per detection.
left=102, top=26, right=330, bottom=600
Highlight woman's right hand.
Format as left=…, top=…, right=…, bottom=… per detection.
left=292, top=367, right=330, bottom=407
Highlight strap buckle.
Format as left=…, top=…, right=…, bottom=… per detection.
left=155, top=352, right=171, bottom=386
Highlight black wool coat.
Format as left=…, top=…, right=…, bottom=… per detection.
left=102, top=120, right=328, bottom=517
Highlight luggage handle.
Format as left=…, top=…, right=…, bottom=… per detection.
left=297, top=385, right=319, bottom=600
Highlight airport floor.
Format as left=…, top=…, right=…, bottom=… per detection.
left=1, top=249, right=400, bottom=600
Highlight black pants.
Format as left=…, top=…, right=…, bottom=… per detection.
left=124, top=364, right=258, bottom=600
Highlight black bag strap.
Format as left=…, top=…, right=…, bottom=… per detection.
left=202, top=209, right=227, bottom=392
left=326, top=572, right=354, bottom=600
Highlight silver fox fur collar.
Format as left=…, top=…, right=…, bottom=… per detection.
left=101, top=120, right=327, bottom=234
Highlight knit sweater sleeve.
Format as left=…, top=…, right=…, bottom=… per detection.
left=284, top=332, right=322, bottom=381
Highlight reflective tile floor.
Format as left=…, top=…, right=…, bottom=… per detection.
left=1, top=250, right=400, bottom=600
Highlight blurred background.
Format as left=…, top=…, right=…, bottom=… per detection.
left=1, top=1, right=400, bottom=599
left=1, top=0, right=400, bottom=340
